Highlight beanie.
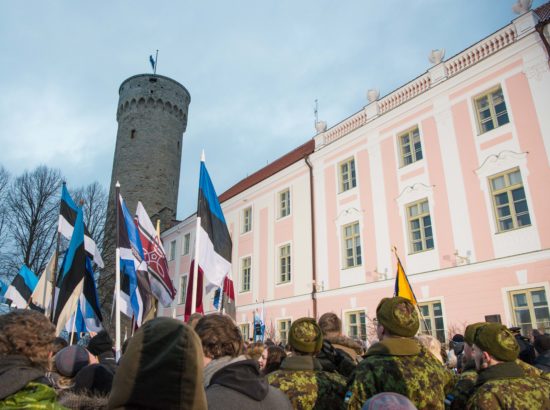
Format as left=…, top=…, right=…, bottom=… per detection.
left=87, top=330, right=113, bottom=356
left=376, top=297, right=419, bottom=337
left=474, top=323, right=519, bottom=362
left=74, top=363, right=114, bottom=395
left=55, top=345, right=90, bottom=377
left=464, top=322, right=487, bottom=346
left=288, top=318, right=323, bottom=354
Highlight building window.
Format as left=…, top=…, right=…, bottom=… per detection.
left=169, top=240, right=176, bottom=261
left=398, top=126, right=423, bottom=167
left=239, top=323, right=250, bottom=341
left=278, top=319, right=292, bottom=344
left=474, top=85, right=509, bottom=134
left=178, top=275, right=188, bottom=305
left=509, top=287, right=550, bottom=336
left=339, top=158, right=357, bottom=192
left=183, top=233, right=190, bottom=255
left=342, top=222, right=362, bottom=268
left=241, top=257, right=251, bottom=292
left=346, top=310, right=367, bottom=341
left=419, top=300, right=446, bottom=343
left=489, top=168, right=531, bottom=232
left=407, top=199, right=434, bottom=253
left=242, top=207, right=252, bottom=233
left=278, top=244, right=291, bottom=283
left=279, top=189, right=291, bottom=218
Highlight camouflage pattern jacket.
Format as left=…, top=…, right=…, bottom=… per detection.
left=267, top=355, right=347, bottom=410
left=346, top=337, right=455, bottom=410
left=446, top=360, right=477, bottom=409
left=466, top=361, right=550, bottom=409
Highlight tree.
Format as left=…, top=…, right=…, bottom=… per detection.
left=71, top=181, right=108, bottom=252
left=5, top=166, right=62, bottom=276
left=0, top=167, right=11, bottom=281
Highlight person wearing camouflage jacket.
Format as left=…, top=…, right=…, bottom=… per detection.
left=267, top=318, right=347, bottom=409
left=466, top=323, right=550, bottom=409
left=346, top=297, right=454, bottom=410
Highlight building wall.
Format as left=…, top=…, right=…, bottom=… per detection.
left=161, top=11, right=550, bottom=343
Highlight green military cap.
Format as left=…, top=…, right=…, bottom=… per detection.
left=288, top=317, right=323, bottom=354
left=376, top=297, right=419, bottom=337
left=464, top=322, right=487, bottom=346
left=474, top=323, right=519, bottom=362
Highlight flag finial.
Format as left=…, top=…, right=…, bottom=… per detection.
left=116, top=181, right=120, bottom=188
left=201, top=150, right=205, bottom=162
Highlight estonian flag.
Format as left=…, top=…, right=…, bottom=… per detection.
left=185, top=157, right=232, bottom=319
left=58, top=183, right=104, bottom=268
left=393, top=255, right=418, bottom=305
left=53, top=206, right=87, bottom=334
left=135, top=201, right=176, bottom=307
left=118, top=195, right=153, bottom=327
left=149, top=55, right=156, bottom=71
left=4, top=265, right=38, bottom=309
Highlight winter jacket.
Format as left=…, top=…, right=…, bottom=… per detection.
left=534, top=350, right=550, bottom=373
left=0, top=355, right=67, bottom=409
left=206, top=358, right=291, bottom=410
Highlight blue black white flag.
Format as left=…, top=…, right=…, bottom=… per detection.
left=4, top=265, right=38, bottom=309
left=149, top=55, right=156, bottom=71
left=118, top=194, right=153, bottom=327
left=58, top=184, right=104, bottom=268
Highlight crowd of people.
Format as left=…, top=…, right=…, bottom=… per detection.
left=1, top=296, right=549, bottom=409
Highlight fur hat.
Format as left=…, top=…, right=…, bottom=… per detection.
left=55, top=345, right=90, bottom=377
left=87, top=331, right=113, bottom=356
left=474, top=323, right=519, bottom=362
left=288, top=318, right=323, bottom=354
left=376, top=297, right=419, bottom=337
left=464, top=322, right=487, bottom=346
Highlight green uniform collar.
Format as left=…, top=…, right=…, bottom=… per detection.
left=280, top=355, right=323, bottom=371
left=365, top=337, right=420, bottom=356
left=476, top=361, right=524, bottom=387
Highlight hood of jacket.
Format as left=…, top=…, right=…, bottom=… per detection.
left=209, top=359, right=269, bottom=402
left=0, top=355, right=46, bottom=400
left=107, top=317, right=207, bottom=410
left=324, top=335, right=363, bottom=356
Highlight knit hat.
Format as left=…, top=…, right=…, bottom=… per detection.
left=376, top=297, right=419, bottom=337
left=55, top=345, right=90, bottom=377
left=534, top=333, right=550, bottom=354
left=74, top=363, right=114, bottom=395
left=464, top=322, right=486, bottom=346
left=108, top=317, right=207, bottom=410
left=87, top=331, right=113, bottom=356
left=288, top=318, right=323, bottom=354
left=474, top=323, right=519, bottom=362
left=362, top=392, right=417, bottom=410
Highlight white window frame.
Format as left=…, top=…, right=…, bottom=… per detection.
left=242, top=206, right=252, bottom=233
left=182, top=233, right=191, bottom=255
left=343, top=308, right=367, bottom=342
left=339, top=157, right=357, bottom=193
left=342, top=221, right=362, bottom=268
left=178, top=275, right=188, bottom=305
left=398, top=126, right=423, bottom=167
left=418, top=298, right=447, bottom=344
left=239, top=323, right=250, bottom=341
left=277, top=243, right=292, bottom=284
left=277, top=318, right=292, bottom=344
left=406, top=199, right=434, bottom=254
left=169, top=240, right=177, bottom=261
left=473, top=85, right=510, bottom=135
left=240, top=256, right=251, bottom=293
left=279, top=188, right=291, bottom=219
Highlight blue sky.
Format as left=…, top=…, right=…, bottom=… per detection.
left=0, top=0, right=545, bottom=219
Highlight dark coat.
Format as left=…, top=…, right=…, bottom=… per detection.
left=206, top=359, right=291, bottom=410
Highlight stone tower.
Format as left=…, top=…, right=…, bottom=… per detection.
left=108, top=74, right=191, bottom=230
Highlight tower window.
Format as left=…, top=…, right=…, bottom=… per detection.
left=130, top=130, right=136, bottom=139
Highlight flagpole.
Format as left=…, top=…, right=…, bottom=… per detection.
left=154, top=49, right=158, bottom=75
left=115, top=182, right=122, bottom=361
left=191, top=216, right=201, bottom=315
left=218, top=277, right=225, bottom=313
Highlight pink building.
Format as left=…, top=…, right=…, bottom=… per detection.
left=161, top=4, right=550, bottom=344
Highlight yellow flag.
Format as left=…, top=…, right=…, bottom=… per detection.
left=394, top=257, right=417, bottom=305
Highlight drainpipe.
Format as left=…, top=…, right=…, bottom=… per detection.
left=305, top=155, right=317, bottom=319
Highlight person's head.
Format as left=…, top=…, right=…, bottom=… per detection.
left=246, top=341, right=264, bottom=361
left=362, top=392, right=417, bottom=410
left=463, top=322, right=486, bottom=361
left=55, top=345, right=92, bottom=378
left=375, top=297, right=419, bottom=340
left=108, top=317, right=206, bottom=410
left=416, top=334, right=443, bottom=363
left=52, top=337, right=69, bottom=356
left=533, top=333, right=550, bottom=355
left=473, top=323, right=519, bottom=371
left=318, top=312, right=342, bottom=337
left=0, top=309, right=55, bottom=370
left=288, top=318, right=323, bottom=356
left=86, top=330, right=113, bottom=357
left=187, top=313, right=203, bottom=329
left=263, top=345, right=286, bottom=375
left=73, top=363, right=114, bottom=396
left=194, top=314, right=242, bottom=366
